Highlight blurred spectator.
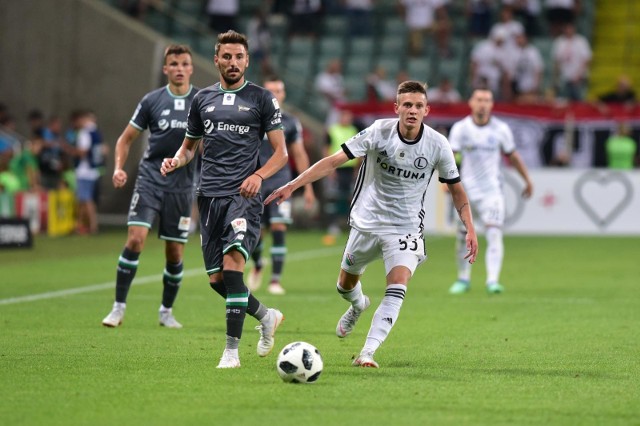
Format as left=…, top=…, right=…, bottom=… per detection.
left=323, top=109, right=360, bottom=245
left=345, top=0, right=374, bottom=37
left=398, top=0, right=452, bottom=58
left=545, top=0, right=579, bottom=37
left=315, top=59, right=347, bottom=123
left=506, top=32, right=544, bottom=103
left=395, top=70, right=411, bottom=86
left=470, top=27, right=512, bottom=99
left=288, top=0, right=323, bottom=38
left=246, top=7, right=273, bottom=78
left=0, top=114, right=19, bottom=158
left=0, top=156, right=21, bottom=195
left=597, top=75, right=637, bottom=113
left=366, top=66, right=397, bottom=102
left=9, top=141, right=40, bottom=192
left=27, top=109, right=46, bottom=139
left=466, top=0, right=494, bottom=39
left=74, top=111, right=105, bottom=234
left=427, top=77, right=462, bottom=103
left=489, top=5, right=524, bottom=48
left=206, top=0, right=239, bottom=35
left=552, top=23, right=591, bottom=101
left=504, top=0, right=542, bottom=37
left=605, top=122, right=638, bottom=169
left=37, top=115, right=66, bottom=190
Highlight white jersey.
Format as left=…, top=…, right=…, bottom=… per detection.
left=342, top=118, right=460, bottom=235
left=448, top=115, right=516, bottom=199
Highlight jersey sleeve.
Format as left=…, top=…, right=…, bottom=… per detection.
left=500, top=122, right=516, bottom=155
left=342, top=126, right=375, bottom=159
left=437, top=136, right=461, bottom=184
left=185, top=93, right=204, bottom=139
left=261, top=91, right=283, bottom=133
left=129, top=95, right=150, bottom=131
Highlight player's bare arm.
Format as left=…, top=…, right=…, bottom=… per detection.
left=265, top=150, right=349, bottom=206
left=289, top=139, right=316, bottom=208
left=507, top=151, right=534, bottom=198
left=239, top=128, right=288, bottom=198
left=160, top=136, right=200, bottom=176
left=448, top=182, right=478, bottom=264
left=112, top=124, right=141, bottom=188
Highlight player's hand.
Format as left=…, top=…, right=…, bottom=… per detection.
left=264, top=184, right=294, bottom=206
left=303, top=187, right=316, bottom=210
left=239, top=173, right=262, bottom=198
left=160, top=157, right=180, bottom=176
left=112, top=169, right=127, bottom=188
left=464, top=229, right=478, bottom=264
left=522, top=181, right=533, bottom=199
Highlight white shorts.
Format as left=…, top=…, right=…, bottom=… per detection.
left=341, top=228, right=427, bottom=276
left=462, top=194, right=505, bottom=229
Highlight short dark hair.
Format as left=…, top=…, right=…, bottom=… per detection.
left=215, top=30, right=249, bottom=55
left=263, top=74, right=282, bottom=84
left=164, top=44, right=192, bottom=63
left=397, top=81, right=427, bottom=97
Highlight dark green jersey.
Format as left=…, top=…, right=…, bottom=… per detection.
left=186, top=81, right=283, bottom=197
left=130, top=85, right=198, bottom=192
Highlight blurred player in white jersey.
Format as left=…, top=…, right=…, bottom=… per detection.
left=447, top=89, right=533, bottom=295
left=266, top=81, right=478, bottom=368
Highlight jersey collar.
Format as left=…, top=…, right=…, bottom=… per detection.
left=165, top=84, right=193, bottom=99
left=218, top=81, right=248, bottom=93
left=396, top=122, right=424, bottom=145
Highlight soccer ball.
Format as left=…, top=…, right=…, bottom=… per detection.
left=276, top=341, right=323, bottom=383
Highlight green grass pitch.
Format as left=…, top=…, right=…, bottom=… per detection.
left=0, top=229, right=638, bottom=425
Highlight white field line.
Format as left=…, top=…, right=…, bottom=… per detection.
left=0, top=246, right=342, bottom=306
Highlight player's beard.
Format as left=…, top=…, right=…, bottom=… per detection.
left=220, top=66, right=244, bottom=86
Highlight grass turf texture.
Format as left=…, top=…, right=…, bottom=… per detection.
left=0, top=229, right=638, bottom=425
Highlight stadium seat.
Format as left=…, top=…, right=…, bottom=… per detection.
left=344, top=76, right=368, bottom=101
left=323, top=15, right=348, bottom=36
left=407, top=57, right=433, bottom=81
left=319, top=36, right=346, bottom=58
left=379, top=35, right=406, bottom=58
left=345, top=56, right=373, bottom=77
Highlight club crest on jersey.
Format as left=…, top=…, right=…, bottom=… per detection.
left=414, top=157, right=428, bottom=169
left=223, top=93, right=236, bottom=105
left=174, top=99, right=185, bottom=110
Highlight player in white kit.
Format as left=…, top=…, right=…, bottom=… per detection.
left=265, top=81, right=478, bottom=368
left=447, top=89, right=533, bottom=295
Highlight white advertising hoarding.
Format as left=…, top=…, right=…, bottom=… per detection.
left=427, top=169, right=640, bottom=235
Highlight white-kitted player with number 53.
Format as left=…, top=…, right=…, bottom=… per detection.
left=265, top=81, right=478, bottom=368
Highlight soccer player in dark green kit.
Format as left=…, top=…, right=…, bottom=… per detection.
left=103, top=45, right=198, bottom=329
left=161, top=31, right=287, bottom=368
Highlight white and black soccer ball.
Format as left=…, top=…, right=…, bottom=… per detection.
left=276, top=341, right=323, bottom=383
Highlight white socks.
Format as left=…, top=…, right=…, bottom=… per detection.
left=337, top=281, right=367, bottom=311
left=485, top=227, right=504, bottom=284
left=363, top=284, right=406, bottom=354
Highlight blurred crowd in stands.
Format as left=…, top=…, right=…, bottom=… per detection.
left=0, top=104, right=107, bottom=234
